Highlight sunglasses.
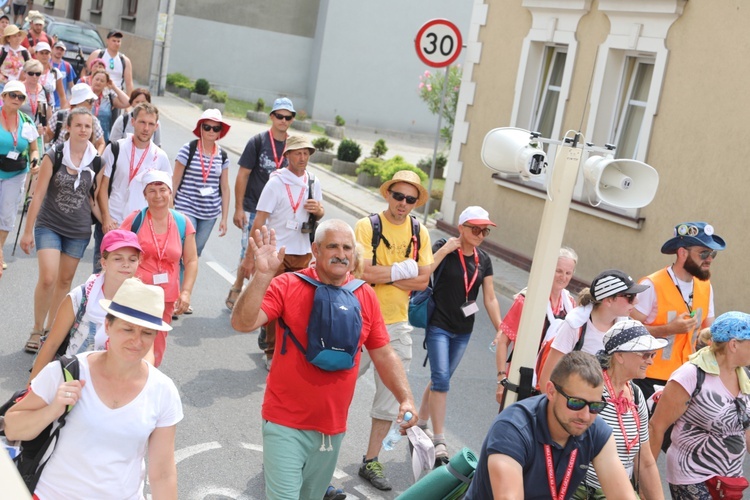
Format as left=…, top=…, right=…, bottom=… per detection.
left=109, top=58, right=115, bottom=70
left=4, top=92, right=25, bottom=101
left=463, top=224, right=491, bottom=237
left=271, top=112, right=294, bottom=121
left=553, top=383, right=608, bottom=414
left=695, top=249, right=718, bottom=260
left=26, top=72, right=41, bottom=77
left=615, top=293, right=637, bottom=303
left=202, top=123, right=222, bottom=133
left=631, top=351, right=657, bottom=360
left=389, top=190, right=418, bottom=205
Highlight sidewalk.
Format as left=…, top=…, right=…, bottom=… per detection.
left=152, top=92, right=530, bottom=299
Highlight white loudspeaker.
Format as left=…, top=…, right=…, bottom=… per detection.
left=481, top=127, right=546, bottom=181
left=583, top=155, right=659, bottom=209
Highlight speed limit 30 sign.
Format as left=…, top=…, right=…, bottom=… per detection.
left=415, top=19, right=463, bottom=68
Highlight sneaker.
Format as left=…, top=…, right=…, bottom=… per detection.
left=264, top=357, right=272, bottom=371
left=359, top=460, right=392, bottom=491
left=434, top=442, right=449, bottom=467
left=258, top=326, right=268, bottom=350
left=324, top=485, right=346, bottom=500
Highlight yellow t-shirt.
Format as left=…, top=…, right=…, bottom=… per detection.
left=354, top=212, right=434, bottom=324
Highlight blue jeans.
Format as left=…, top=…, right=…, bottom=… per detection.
left=184, top=214, right=217, bottom=257
left=34, top=226, right=90, bottom=259
left=240, top=211, right=256, bottom=259
left=425, top=325, right=471, bottom=392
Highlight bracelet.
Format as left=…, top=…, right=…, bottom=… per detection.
left=497, top=370, right=506, bottom=377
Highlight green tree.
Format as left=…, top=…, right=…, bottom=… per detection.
left=418, top=65, right=462, bottom=145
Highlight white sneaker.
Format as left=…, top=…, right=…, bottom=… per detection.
left=264, top=358, right=272, bottom=371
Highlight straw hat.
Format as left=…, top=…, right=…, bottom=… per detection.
left=99, top=278, right=172, bottom=331
left=3, top=25, right=27, bottom=45
left=379, top=170, right=429, bottom=207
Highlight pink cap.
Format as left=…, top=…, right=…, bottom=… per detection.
left=458, top=206, right=496, bottom=227
left=101, top=229, right=142, bottom=253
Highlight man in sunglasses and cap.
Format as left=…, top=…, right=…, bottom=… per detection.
left=630, top=221, right=726, bottom=402
left=353, top=170, right=434, bottom=490
left=466, top=351, right=635, bottom=500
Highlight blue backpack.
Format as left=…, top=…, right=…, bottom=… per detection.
left=280, top=273, right=366, bottom=371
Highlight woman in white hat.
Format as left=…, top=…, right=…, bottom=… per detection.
left=108, top=87, right=162, bottom=147
left=573, top=319, right=667, bottom=499
left=5, top=278, right=183, bottom=499
left=416, top=206, right=504, bottom=465
left=0, top=80, right=39, bottom=278
left=32, top=41, right=69, bottom=110
left=120, top=170, right=198, bottom=366
left=0, top=24, right=31, bottom=87
left=19, top=59, right=53, bottom=137
left=20, top=107, right=98, bottom=353
left=172, top=108, right=231, bottom=258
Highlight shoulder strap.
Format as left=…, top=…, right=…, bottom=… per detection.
left=368, top=213, right=382, bottom=266
left=254, top=133, right=263, bottom=160
left=18, top=111, right=33, bottom=125
left=572, top=322, right=588, bottom=352
left=691, top=366, right=705, bottom=399
left=343, top=279, right=366, bottom=292
left=307, top=172, right=315, bottom=200
left=169, top=209, right=187, bottom=245
left=0, top=47, right=6, bottom=67
left=107, top=140, right=120, bottom=196
left=122, top=112, right=129, bottom=131
left=293, top=272, right=322, bottom=288
left=52, top=143, right=64, bottom=175
left=22, top=49, right=30, bottom=62
left=130, top=207, right=149, bottom=234
left=53, top=112, right=63, bottom=142
left=178, top=139, right=200, bottom=192
left=409, top=215, right=421, bottom=263
left=220, top=147, right=227, bottom=164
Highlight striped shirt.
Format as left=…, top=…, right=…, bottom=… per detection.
left=583, top=382, right=648, bottom=489
left=174, top=141, right=229, bottom=219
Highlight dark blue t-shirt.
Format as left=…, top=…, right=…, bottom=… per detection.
left=465, top=395, right=611, bottom=500
left=239, top=130, right=288, bottom=213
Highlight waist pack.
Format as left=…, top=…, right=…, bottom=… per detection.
left=0, top=155, right=27, bottom=172
left=706, top=476, right=749, bottom=500
left=0, top=355, right=80, bottom=493
left=280, top=272, right=365, bottom=371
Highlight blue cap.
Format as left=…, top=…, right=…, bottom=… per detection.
left=271, top=97, right=295, bottom=116
left=660, top=222, right=726, bottom=255
left=710, top=312, right=750, bottom=343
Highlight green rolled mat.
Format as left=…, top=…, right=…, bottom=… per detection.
left=396, top=447, right=478, bottom=500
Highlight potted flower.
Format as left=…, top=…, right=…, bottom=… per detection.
left=356, top=157, right=384, bottom=187
left=310, top=137, right=336, bottom=165
left=291, top=110, right=311, bottom=132
left=203, top=89, right=227, bottom=113
left=325, top=115, right=345, bottom=139
left=247, top=98, right=268, bottom=123
left=331, top=138, right=361, bottom=176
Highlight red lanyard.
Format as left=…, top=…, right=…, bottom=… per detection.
left=285, top=174, right=307, bottom=214
left=268, top=130, right=284, bottom=169
left=2, top=108, right=18, bottom=148
left=129, top=137, right=150, bottom=183
left=40, top=70, right=51, bottom=90
left=603, top=371, right=641, bottom=454
left=198, top=140, right=215, bottom=184
left=28, top=89, right=38, bottom=117
left=544, top=445, right=578, bottom=500
left=457, top=248, right=480, bottom=301
left=93, top=95, right=101, bottom=116
left=147, top=211, right=172, bottom=273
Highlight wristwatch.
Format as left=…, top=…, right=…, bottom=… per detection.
left=498, top=378, right=509, bottom=387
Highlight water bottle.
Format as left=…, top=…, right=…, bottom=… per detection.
left=488, top=341, right=497, bottom=353
left=382, top=411, right=413, bottom=451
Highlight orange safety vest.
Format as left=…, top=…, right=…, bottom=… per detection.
left=643, top=267, right=711, bottom=381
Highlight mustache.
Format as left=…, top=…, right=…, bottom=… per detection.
left=329, top=257, right=350, bottom=265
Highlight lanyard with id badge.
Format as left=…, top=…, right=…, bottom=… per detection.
left=458, top=248, right=480, bottom=317
left=147, top=212, right=171, bottom=285
left=198, top=141, right=216, bottom=197
left=285, top=174, right=307, bottom=231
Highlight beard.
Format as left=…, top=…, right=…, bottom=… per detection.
left=684, top=254, right=711, bottom=281
left=552, top=402, right=592, bottom=438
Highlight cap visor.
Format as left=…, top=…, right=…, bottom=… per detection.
left=626, top=283, right=650, bottom=294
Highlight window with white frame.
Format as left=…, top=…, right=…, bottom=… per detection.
left=533, top=47, right=568, bottom=140
left=611, top=58, right=654, bottom=160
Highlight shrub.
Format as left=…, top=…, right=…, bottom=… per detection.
left=209, top=89, right=227, bottom=103
left=370, top=139, right=388, bottom=159
left=255, top=98, right=265, bottom=112
left=166, top=72, right=191, bottom=87
left=417, top=153, right=448, bottom=173
left=337, top=138, right=362, bottom=162
left=312, top=137, right=334, bottom=152
left=175, top=80, right=193, bottom=90
left=356, top=157, right=384, bottom=176
left=194, top=78, right=210, bottom=95
left=335, top=115, right=346, bottom=127
left=296, top=110, right=308, bottom=121
left=378, top=155, right=428, bottom=183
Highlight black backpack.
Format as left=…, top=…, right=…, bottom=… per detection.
left=0, top=355, right=80, bottom=493
left=368, top=213, right=421, bottom=266
left=176, top=139, right=228, bottom=194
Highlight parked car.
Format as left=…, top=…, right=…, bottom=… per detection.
left=23, top=14, right=105, bottom=75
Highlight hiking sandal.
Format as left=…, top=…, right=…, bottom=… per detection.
left=24, top=331, right=43, bottom=354
left=225, top=287, right=241, bottom=311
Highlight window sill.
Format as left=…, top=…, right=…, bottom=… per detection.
left=490, top=173, right=645, bottom=229
left=89, top=9, right=102, bottom=14
left=121, top=15, right=137, bottom=21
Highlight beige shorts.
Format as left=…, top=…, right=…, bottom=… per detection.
left=358, top=321, right=413, bottom=421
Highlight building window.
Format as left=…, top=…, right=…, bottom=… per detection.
left=611, top=58, right=654, bottom=160
left=532, top=47, right=567, bottom=140
left=91, top=0, right=103, bottom=11
left=126, top=0, right=138, bottom=16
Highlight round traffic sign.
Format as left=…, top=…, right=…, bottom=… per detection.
left=415, top=19, right=463, bottom=68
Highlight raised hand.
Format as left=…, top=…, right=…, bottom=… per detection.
left=247, top=225, right=285, bottom=277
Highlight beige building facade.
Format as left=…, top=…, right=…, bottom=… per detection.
left=445, top=0, right=748, bottom=311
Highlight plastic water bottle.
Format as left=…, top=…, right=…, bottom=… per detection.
left=382, top=411, right=413, bottom=451
left=488, top=341, right=497, bottom=353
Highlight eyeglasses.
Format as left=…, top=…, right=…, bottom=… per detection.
left=26, top=72, right=41, bottom=77
left=271, top=112, right=294, bottom=121
left=553, top=383, right=608, bottom=414
left=4, top=92, right=25, bottom=101
left=694, top=249, right=718, bottom=260
left=631, top=351, right=657, bottom=360
left=615, top=293, right=637, bottom=303
left=463, top=224, right=490, bottom=237
left=389, top=190, right=418, bottom=205
left=86, top=98, right=96, bottom=105
left=202, top=123, right=222, bottom=133
left=734, top=399, right=750, bottom=430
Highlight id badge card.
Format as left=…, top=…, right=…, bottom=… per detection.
left=6, top=150, right=19, bottom=160
left=199, top=186, right=214, bottom=197
left=153, top=272, right=169, bottom=285
left=286, top=220, right=299, bottom=231
left=461, top=300, right=479, bottom=317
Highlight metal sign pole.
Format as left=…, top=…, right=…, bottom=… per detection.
left=423, top=65, right=449, bottom=223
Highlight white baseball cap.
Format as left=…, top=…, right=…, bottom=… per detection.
left=458, top=206, right=496, bottom=226
left=34, top=42, right=51, bottom=53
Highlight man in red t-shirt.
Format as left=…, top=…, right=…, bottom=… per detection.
left=231, top=219, right=417, bottom=500
left=21, top=12, right=53, bottom=56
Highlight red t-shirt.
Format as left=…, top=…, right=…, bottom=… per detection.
left=120, top=209, right=195, bottom=302
left=22, top=32, right=54, bottom=51
left=261, top=267, right=389, bottom=435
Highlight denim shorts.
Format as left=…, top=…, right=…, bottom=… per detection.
left=34, top=226, right=90, bottom=259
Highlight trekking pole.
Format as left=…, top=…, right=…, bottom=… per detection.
left=11, top=167, right=34, bottom=256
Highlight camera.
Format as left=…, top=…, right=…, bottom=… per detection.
left=301, top=221, right=314, bottom=233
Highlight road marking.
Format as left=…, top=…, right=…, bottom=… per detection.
left=175, top=441, right=222, bottom=464
left=354, top=485, right=386, bottom=499
left=189, top=486, right=255, bottom=500
left=239, top=442, right=264, bottom=453
left=207, top=260, right=237, bottom=284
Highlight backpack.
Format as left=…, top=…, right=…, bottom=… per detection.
left=93, top=49, right=127, bottom=89
left=130, top=207, right=187, bottom=247
left=38, top=283, right=91, bottom=358
left=176, top=139, right=228, bottom=194
left=534, top=323, right=587, bottom=391
left=368, top=213, right=421, bottom=266
left=279, top=272, right=366, bottom=371
left=0, top=46, right=30, bottom=67
left=0, top=355, right=80, bottom=493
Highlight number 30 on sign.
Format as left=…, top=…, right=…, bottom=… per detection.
left=415, top=19, right=463, bottom=68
